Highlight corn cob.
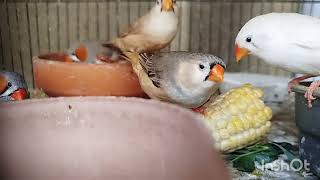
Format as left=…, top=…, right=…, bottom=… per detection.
left=202, top=84, right=272, bottom=153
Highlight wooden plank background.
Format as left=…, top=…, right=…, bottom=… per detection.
left=0, top=0, right=311, bottom=88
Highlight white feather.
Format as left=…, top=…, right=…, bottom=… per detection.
left=143, top=5, right=178, bottom=42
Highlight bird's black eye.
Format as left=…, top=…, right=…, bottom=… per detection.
left=173, top=0, right=177, bottom=3
left=157, top=0, right=160, bottom=4
left=246, top=37, right=252, bottom=43
left=7, top=82, right=12, bottom=87
left=199, top=64, right=205, bottom=70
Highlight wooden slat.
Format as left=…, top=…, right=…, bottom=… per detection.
left=78, top=2, right=87, bottom=41
left=58, top=2, right=68, bottom=51
left=179, top=1, right=190, bottom=51
left=0, top=2, right=13, bottom=71
left=88, top=2, right=98, bottom=41
left=118, top=1, right=129, bottom=35
left=108, top=1, right=117, bottom=40
left=0, top=25, right=3, bottom=70
left=226, top=2, right=241, bottom=72
left=309, top=1, right=316, bottom=16
left=69, top=2, right=79, bottom=42
left=129, top=1, right=139, bottom=24
left=300, top=0, right=312, bottom=15
left=37, top=2, right=49, bottom=54
left=190, top=1, right=200, bottom=52
left=48, top=2, right=59, bottom=52
left=282, top=2, right=292, bottom=13
left=209, top=1, right=221, bottom=55
left=198, top=1, right=210, bottom=53
left=170, top=1, right=182, bottom=51
left=297, top=1, right=303, bottom=14
left=16, top=2, right=33, bottom=88
left=139, top=1, right=149, bottom=17
left=272, top=2, right=283, bottom=13
left=27, top=2, right=39, bottom=61
left=291, top=1, right=300, bottom=13
left=247, top=2, right=262, bottom=74
left=218, top=3, right=232, bottom=64
left=0, top=2, right=3, bottom=70
left=148, top=0, right=154, bottom=10
left=8, top=2, right=23, bottom=75
left=97, top=2, right=108, bottom=40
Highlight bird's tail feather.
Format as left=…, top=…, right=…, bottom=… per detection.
left=122, top=51, right=140, bottom=65
left=100, top=43, right=130, bottom=62
left=102, top=43, right=122, bottom=54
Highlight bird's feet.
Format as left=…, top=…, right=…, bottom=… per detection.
left=304, top=80, right=320, bottom=108
left=288, top=75, right=314, bottom=93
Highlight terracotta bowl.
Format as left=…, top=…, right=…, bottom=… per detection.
left=33, top=53, right=145, bottom=97
left=0, top=97, right=230, bottom=180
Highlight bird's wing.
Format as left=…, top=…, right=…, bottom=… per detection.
left=119, top=13, right=149, bottom=37
left=287, top=16, right=320, bottom=51
left=138, top=53, right=163, bottom=88
left=291, top=42, right=320, bottom=51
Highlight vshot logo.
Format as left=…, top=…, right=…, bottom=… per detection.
left=257, top=159, right=310, bottom=172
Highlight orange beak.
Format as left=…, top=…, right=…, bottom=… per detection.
left=208, top=64, right=224, bottom=83
left=162, top=0, right=174, bottom=11
left=10, top=88, right=28, bottom=101
left=0, top=74, right=7, bottom=94
left=235, top=44, right=249, bottom=63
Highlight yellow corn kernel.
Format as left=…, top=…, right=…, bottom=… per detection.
left=203, top=84, right=273, bottom=153
left=219, top=129, right=230, bottom=139
left=216, top=119, right=228, bottom=129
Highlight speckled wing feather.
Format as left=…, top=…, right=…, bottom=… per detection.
left=138, top=53, right=162, bottom=88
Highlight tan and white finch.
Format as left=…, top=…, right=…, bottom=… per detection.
left=124, top=51, right=225, bottom=108
left=235, top=13, right=320, bottom=107
left=65, top=41, right=120, bottom=64
left=105, top=0, right=178, bottom=54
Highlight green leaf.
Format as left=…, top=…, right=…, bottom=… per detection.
left=254, top=152, right=278, bottom=165
left=233, top=155, right=256, bottom=172
left=226, top=142, right=298, bottom=172
left=271, top=142, right=300, bottom=169
left=225, top=154, right=239, bottom=161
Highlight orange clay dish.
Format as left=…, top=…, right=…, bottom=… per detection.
left=32, top=53, right=145, bottom=97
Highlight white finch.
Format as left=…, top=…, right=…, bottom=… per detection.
left=65, top=41, right=120, bottom=64
left=235, top=13, right=320, bottom=107
left=124, top=51, right=225, bottom=109
left=0, top=71, right=28, bottom=102
left=103, top=0, right=178, bottom=55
